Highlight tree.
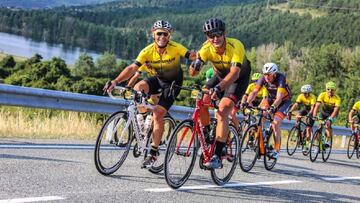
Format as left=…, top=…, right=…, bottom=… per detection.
left=72, top=53, right=96, bottom=77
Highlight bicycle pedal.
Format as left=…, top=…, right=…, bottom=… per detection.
left=176, top=151, right=190, bottom=157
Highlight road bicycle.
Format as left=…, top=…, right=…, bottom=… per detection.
left=239, top=106, right=277, bottom=172
left=94, top=86, right=176, bottom=175
left=309, top=118, right=333, bottom=162
left=346, top=117, right=360, bottom=159
left=164, top=85, right=239, bottom=189
left=286, top=113, right=312, bottom=156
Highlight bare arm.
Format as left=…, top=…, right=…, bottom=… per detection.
left=312, top=102, right=321, bottom=117
left=127, top=72, right=141, bottom=88
left=271, top=91, right=285, bottom=109
left=330, top=106, right=340, bottom=119
left=288, top=103, right=299, bottom=113
left=246, top=89, right=259, bottom=104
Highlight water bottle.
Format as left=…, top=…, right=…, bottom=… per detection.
left=136, top=114, right=145, bottom=135
left=143, top=114, right=153, bottom=135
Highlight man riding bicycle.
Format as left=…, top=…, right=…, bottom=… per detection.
left=189, top=18, right=251, bottom=169
left=105, top=20, right=196, bottom=168
left=312, top=81, right=341, bottom=148
left=287, top=84, right=316, bottom=153
left=245, top=63, right=292, bottom=159
left=348, top=100, right=360, bottom=131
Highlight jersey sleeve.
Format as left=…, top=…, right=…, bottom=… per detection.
left=295, top=95, right=302, bottom=103
left=174, top=42, right=189, bottom=58
left=231, top=41, right=245, bottom=65
left=335, top=97, right=341, bottom=106
left=261, top=88, right=269, bottom=98
left=245, top=83, right=253, bottom=95
left=310, top=94, right=316, bottom=105
left=317, top=93, right=325, bottom=103
left=276, top=75, right=288, bottom=95
left=135, top=49, right=147, bottom=66
left=198, top=44, right=209, bottom=63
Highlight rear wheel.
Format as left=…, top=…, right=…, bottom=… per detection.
left=239, top=125, right=258, bottom=172
left=286, top=127, right=299, bottom=156
left=94, top=111, right=132, bottom=175
left=164, top=119, right=197, bottom=189
left=309, top=130, right=320, bottom=162
left=347, top=134, right=356, bottom=159
left=148, top=115, right=176, bottom=174
left=211, top=124, right=239, bottom=185
left=322, top=132, right=332, bottom=162
left=264, top=129, right=277, bottom=170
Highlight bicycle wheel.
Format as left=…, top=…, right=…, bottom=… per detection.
left=148, top=115, right=176, bottom=174
left=94, top=111, right=132, bottom=175
left=211, top=124, right=239, bottom=185
left=322, top=133, right=333, bottom=162
left=239, top=124, right=258, bottom=172
left=164, top=119, right=198, bottom=189
left=264, top=129, right=277, bottom=170
left=286, top=127, right=299, bottom=156
left=347, top=134, right=356, bottom=159
left=309, top=130, right=320, bottom=162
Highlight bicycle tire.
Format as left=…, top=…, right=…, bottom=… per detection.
left=322, top=132, right=332, bottom=162
left=94, top=111, right=132, bottom=175
left=264, top=129, right=277, bottom=170
left=347, top=134, right=356, bottom=159
left=239, top=124, right=258, bottom=172
left=309, top=130, right=320, bottom=162
left=286, top=127, right=299, bottom=156
left=211, top=124, right=239, bottom=185
left=164, top=119, right=198, bottom=189
left=148, top=115, right=176, bottom=174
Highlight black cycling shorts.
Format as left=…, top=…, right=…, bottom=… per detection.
left=144, top=69, right=183, bottom=110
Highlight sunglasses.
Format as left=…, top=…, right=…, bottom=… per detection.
left=327, top=88, right=335, bottom=91
left=206, top=31, right=224, bottom=39
left=156, top=32, right=169, bottom=37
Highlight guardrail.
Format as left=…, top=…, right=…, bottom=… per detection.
left=0, top=84, right=352, bottom=146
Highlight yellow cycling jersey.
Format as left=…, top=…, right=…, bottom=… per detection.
left=317, top=92, right=341, bottom=113
left=198, top=38, right=246, bottom=78
left=138, top=64, right=156, bottom=76
left=245, top=82, right=268, bottom=98
left=352, top=101, right=360, bottom=112
left=135, top=40, right=189, bottom=78
left=295, top=93, right=316, bottom=110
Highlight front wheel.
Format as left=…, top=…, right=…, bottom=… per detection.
left=264, top=129, right=277, bottom=171
left=148, top=115, right=176, bottom=174
left=322, top=132, right=333, bottom=162
left=309, top=130, right=320, bottom=162
left=164, top=119, right=197, bottom=189
left=239, top=124, right=258, bottom=172
left=94, top=111, right=132, bottom=175
left=211, top=124, right=239, bottom=185
left=286, top=127, right=299, bottom=156
left=347, top=134, right=356, bottom=159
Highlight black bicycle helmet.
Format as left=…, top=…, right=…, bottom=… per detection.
left=202, top=18, right=225, bottom=33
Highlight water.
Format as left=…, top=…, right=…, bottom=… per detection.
left=0, top=32, right=101, bottom=65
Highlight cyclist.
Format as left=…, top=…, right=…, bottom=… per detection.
left=105, top=20, right=196, bottom=168
left=240, top=72, right=268, bottom=107
left=189, top=18, right=251, bottom=168
left=287, top=84, right=316, bottom=152
left=348, top=100, right=360, bottom=131
left=245, top=63, right=292, bottom=159
left=312, top=81, right=341, bottom=148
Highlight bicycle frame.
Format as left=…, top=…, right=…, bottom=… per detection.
left=175, top=92, right=216, bottom=164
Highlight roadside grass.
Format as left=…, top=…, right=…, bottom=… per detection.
left=0, top=53, right=27, bottom=62
left=271, top=3, right=327, bottom=19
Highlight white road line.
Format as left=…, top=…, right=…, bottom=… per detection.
left=0, top=196, right=65, bottom=203
left=0, top=144, right=94, bottom=149
left=321, top=176, right=360, bottom=181
left=145, top=180, right=302, bottom=192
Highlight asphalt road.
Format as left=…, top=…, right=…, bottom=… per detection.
left=0, top=139, right=359, bottom=203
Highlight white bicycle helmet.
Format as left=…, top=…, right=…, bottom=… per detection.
left=262, top=63, right=278, bottom=74
left=301, top=84, right=313, bottom=93
left=152, top=20, right=173, bottom=32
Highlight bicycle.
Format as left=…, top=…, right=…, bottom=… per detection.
left=286, top=113, right=312, bottom=156
left=346, top=117, right=360, bottom=159
left=164, top=85, right=239, bottom=189
left=94, top=86, right=176, bottom=175
left=309, top=117, right=333, bottom=162
left=239, top=106, right=277, bottom=172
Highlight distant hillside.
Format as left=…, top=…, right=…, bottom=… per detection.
left=0, top=0, right=117, bottom=9
left=287, top=0, right=360, bottom=11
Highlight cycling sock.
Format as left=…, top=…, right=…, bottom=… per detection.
left=150, top=144, right=158, bottom=156
left=214, top=141, right=226, bottom=157
left=275, top=142, right=280, bottom=152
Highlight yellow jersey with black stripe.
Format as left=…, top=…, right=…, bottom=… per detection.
left=198, top=38, right=246, bottom=78
left=295, top=93, right=316, bottom=111
left=135, top=40, right=189, bottom=79
left=245, top=82, right=268, bottom=98
left=352, top=101, right=360, bottom=112
left=317, top=92, right=341, bottom=113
